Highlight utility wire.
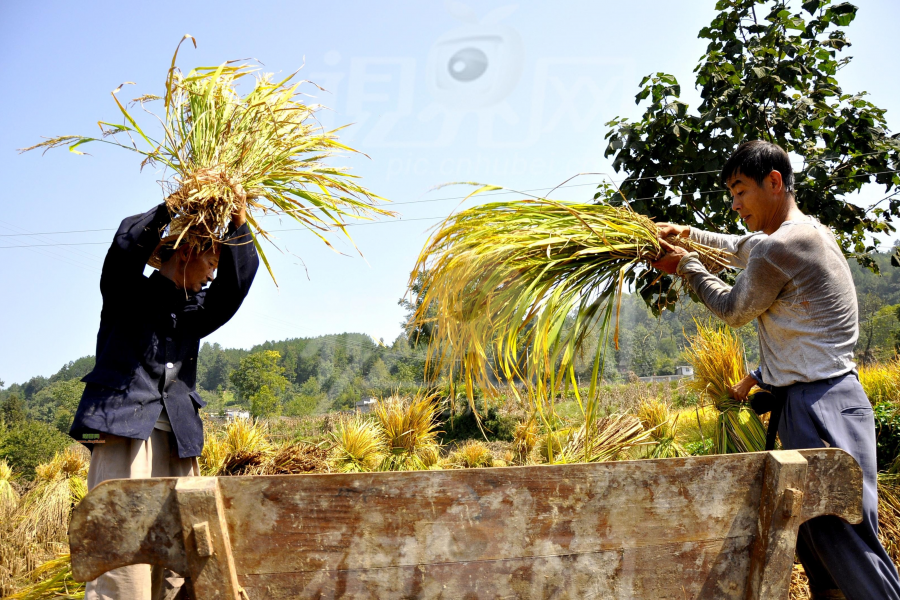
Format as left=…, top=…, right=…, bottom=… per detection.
left=3, top=167, right=897, bottom=249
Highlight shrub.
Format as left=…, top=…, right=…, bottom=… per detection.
left=875, top=402, right=900, bottom=472
left=0, top=421, right=72, bottom=479
left=439, top=406, right=515, bottom=443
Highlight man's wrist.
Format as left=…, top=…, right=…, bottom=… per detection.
left=675, top=252, right=700, bottom=277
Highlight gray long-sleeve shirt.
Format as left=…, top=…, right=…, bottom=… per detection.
left=677, top=218, right=858, bottom=387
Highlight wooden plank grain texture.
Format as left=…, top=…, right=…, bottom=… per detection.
left=221, top=454, right=766, bottom=573
left=69, top=478, right=186, bottom=582
left=67, top=449, right=864, bottom=600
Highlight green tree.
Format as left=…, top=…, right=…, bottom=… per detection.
left=1, top=394, right=26, bottom=425
left=398, top=270, right=436, bottom=348
left=230, top=350, right=290, bottom=406
left=30, top=379, right=84, bottom=432
left=0, top=420, right=72, bottom=479
left=603, top=0, right=900, bottom=311
left=284, top=377, right=325, bottom=417
left=250, top=385, right=280, bottom=418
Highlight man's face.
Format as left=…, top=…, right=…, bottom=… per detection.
left=726, top=171, right=778, bottom=233
left=180, top=247, right=220, bottom=293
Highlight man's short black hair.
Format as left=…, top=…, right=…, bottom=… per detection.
left=157, top=239, right=216, bottom=265
left=722, top=140, right=794, bottom=194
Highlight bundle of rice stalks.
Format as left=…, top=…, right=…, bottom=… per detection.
left=410, top=193, right=728, bottom=407
left=257, top=442, right=330, bottom=475
left=448, top=440, right=494, bottom=469
left=879, top=472, right=900, bottom=565
left=374, top=394, right=442, bottom=471
left=12, top=448, right=89, bottom=550
left=536, top=428, right=574, bottom=463
left=218, top=418, right=274, bottom=475
left=200, top=434, right=229, bottom=476
left=33, top=447, right=89, bottom=482
left=860, top=358, right=900, bottom=404
left=0, top=459, right=18, bottom=515
left=21, top=35, right=393, bottom=283
left=4, top=553, right=84, bottom=600
left=513, top=418, right=539, bottom=462
left=637, top=399, right=687, bottom=458
left=684, top=320, right=767, bottom=454
left=789, top=563, right=811, bottom=600
left=551, top=414, right=653, bottom=465
left=329, top=415, right=385, bottom=473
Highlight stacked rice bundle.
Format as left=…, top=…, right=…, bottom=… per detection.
left=21, top=35, right=392, bottom=283
left=637, top=399, right=688, bottom=458
left=683, top=321, right=767, bottom=454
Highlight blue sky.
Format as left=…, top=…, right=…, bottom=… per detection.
left=1, top=0, right=898, bottom=385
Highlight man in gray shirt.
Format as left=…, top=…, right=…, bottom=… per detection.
left=652, top=140, right=899, bottom=600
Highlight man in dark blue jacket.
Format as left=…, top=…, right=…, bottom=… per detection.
left=71, top=198, right=258, bottom=600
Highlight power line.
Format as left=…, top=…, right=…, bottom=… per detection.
left=2, top=167, right=897, bottom=249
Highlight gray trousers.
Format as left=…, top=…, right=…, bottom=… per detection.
left=778, top=372, right=900, bottom=600
left=84, top=429, right=199, bottom=600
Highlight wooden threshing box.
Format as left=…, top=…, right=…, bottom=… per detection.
left=69, top=448, right=863, bottom=599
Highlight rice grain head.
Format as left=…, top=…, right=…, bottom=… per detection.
left=637, top=399, right=687, bottom=458
left=329, top=414, right=385, bottom=473
left=220, top=417, right=274, bottom=475
left=684, top=320, right=767, bottom=454
left=259, top=442, right=330, bottom=475
left=200, top=434, right=228, bottom=476
left=879, top=472, right=900, bottom=566
left=448, top=440, right=494, bottom=469
left=375, top=394, right=442, bottom=471
left=513, top=418, right=540, bottom=461
left=555, top=414, right=653, bottom=464
left=409, top=194, right=730, bottom=417
left=859, top=358, right=900, bottom=404
left=20, top=36, right=394, bottom=284
left=0, top=459, right=18, bottom=514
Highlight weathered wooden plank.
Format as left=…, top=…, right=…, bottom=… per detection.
left=69, top=478, right=186, bottom=583
left=745, top=451, right=807, bottom=600
left=175, top=478, right=242, bottom=600
left=238, top=536, right=755, bottom=600
left=68, top=448, right=864, bottom=600
left=799, top=448, right=863, bottom=523
left=219, top=453, right=767, bottom=577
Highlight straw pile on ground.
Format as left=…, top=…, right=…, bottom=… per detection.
left=683, top=320, right=767, bottom=454
left=20, top=35, right=393, bottom=283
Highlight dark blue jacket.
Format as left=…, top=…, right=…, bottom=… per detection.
left=70, top=204, right=259, bottom=457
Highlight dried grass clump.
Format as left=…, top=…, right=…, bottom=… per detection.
left=448, top=440, right=494, bottom=469
left=257, top=442, right=330, bottom=475
left=217, top=418, right=275, bottom=475
left=536, top=428, right=574, bottom=464
left=4, top=553, right=83, bottom=600
left=789, top=563, right=811, bottom=600
left=551, top=414, right=653, bottom=465
left=879, top=472, right=900, bottom=565
left=860, top=358, right=900, bottom=404
left=410, top=193, right=729, bottom=414
left=684, top=320, right=767, bottom=454
left=374, top=395, right=442, bottom=471
left=637, top=399, right=687, bottom=458
left=34, top=447, right=88, bottom=483
left=20, top=35, right=393, bottom=283
left=513, top=418, right=539, bottom=462
left=329, top=415, right=385, bottom=473
left=0, top=459, right=18, bottom=515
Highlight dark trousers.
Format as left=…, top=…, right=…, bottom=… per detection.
left=778, top=372, right=900, bottom=600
